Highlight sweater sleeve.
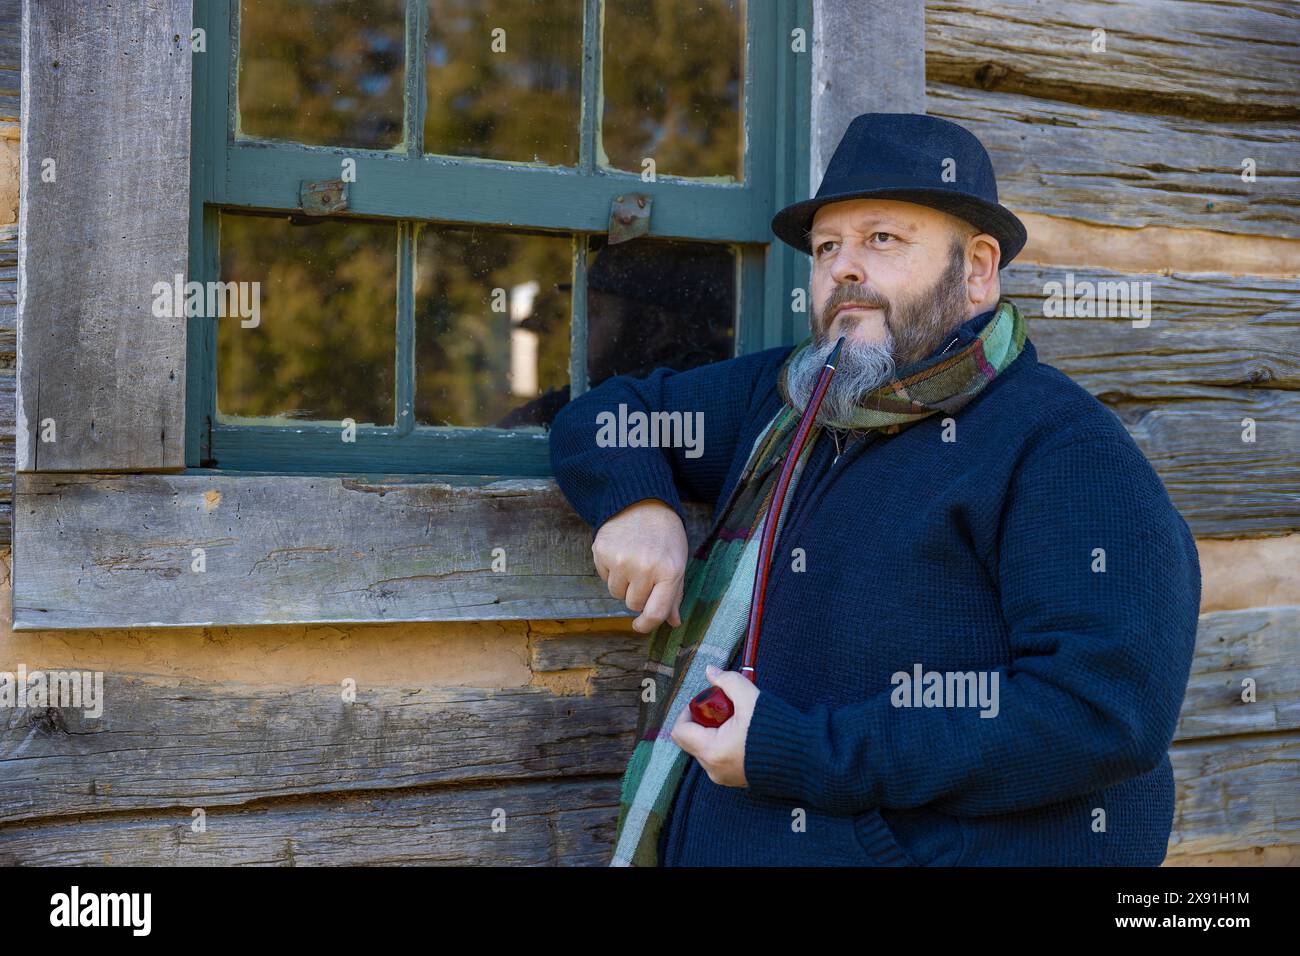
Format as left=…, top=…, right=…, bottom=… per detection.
left=548, top=347, right=790, bottom=536
left=742, top=436, right=1202, bottom=817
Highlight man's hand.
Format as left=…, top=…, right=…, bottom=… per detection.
left=592, top=498, right=688, bottom=634
left=671, top=664, right=758, bottom=788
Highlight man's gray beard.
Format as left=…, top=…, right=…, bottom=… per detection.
left=786, top=244, right=972, bottom=426
left=784, top=330, right=897, bottom=426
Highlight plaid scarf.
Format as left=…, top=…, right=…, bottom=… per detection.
left=608, top=297, right=1028, bottom=866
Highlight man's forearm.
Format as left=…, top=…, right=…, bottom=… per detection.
left=549, top=347, right=791, bottom=532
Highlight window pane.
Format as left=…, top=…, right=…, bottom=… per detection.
left=425, top=0, right=583, bottom=164
left=586, top=236, right=735, bottom=386
left=238, top=0, right=405, bottom=150
left=414, top=225, right=571, bottom=428
left=601, top=0, right=745, bottom=181
left=217, top=212, right=398, bottom=425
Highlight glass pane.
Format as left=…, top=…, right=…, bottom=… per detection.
left=414, top=225, right=571, bottom=428
left=601, top=0, right=745, bottom=181
left=238, top=0, right=405, bottom=150
left=217, top=212, right=398, bottom=425
left=586, top=236, right=735, bottom=386
left=425, top=0, right=583, bottom=164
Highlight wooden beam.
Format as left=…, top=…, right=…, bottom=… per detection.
left=0, top=777, right=621, bottom=866
left=810, top=0, right=925, bottom=190
left=1119, top=390, right=1300, bottom=539
left=0, top=225, right=14, bottom=541
left=10, top=474, right=713, bottom=629
left=1167, top=730, right=1300, bottom=858
left=926, top=0, right=1300, bottom=120
left=16, top=0, right=190, bottom=472
left=0, top=633, right=646, bottom=823
left=931, top=83, right=1300, bottom=239
left=1179, top=607, right=1300, bottom=741
left=0, top=615, right=1293, bottom=858
left=1006, top=266, right=1300, bottom=400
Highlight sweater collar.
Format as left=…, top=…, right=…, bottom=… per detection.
left=926, top=305, right=998, bottom=362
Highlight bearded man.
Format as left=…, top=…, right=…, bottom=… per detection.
left=548, top=113, right=1201, bottom=867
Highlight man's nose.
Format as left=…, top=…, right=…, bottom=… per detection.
left=828, top=243, right=865, bottom=285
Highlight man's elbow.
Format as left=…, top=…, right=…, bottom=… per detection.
left=1105, top=698, right=1182, bottom=779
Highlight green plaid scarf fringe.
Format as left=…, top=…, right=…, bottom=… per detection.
left=609, top=297, right=1027, bottom=866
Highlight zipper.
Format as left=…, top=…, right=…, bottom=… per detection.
left=774, top=428, right=877, bottom=562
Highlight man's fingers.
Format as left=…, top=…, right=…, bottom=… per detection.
left=670, top=706, right=712, bottom=754
left=669, top=578, right=684, bottom=628
left=634, top=579, right=676, bottom=633
left=624, top=576, right=652, bottom=614
left=606, top=566, right=629, bottom=601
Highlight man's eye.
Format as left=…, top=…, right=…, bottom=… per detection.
left=873, top=232, right=895, bottom=243
left=816, top=241, right=838, bottom=256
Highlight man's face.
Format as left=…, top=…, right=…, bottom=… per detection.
left=807, top=198, right=983, bottom=368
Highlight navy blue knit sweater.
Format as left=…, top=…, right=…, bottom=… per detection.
left=549, top=305, right=1201, bottom=866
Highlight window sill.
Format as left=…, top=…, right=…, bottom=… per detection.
left=11, top=472, right=712, bottom=630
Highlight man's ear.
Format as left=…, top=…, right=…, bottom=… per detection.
left=966, top=233, right=1000, bottom=304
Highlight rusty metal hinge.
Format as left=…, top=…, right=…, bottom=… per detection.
left=300, top=179, right=349, bottom=216
left=608, top=192, right=651, bottom=244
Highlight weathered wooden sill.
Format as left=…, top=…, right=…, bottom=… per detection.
left=11, top=472, right=712, bottom=630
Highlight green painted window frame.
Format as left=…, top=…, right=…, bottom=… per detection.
left=186, top=0, right=811, bottom=477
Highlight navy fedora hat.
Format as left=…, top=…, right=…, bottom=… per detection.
left=771, top=112, right=1027, bottom=268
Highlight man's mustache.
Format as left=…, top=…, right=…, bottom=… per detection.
left=821, top=286, right=890, bottom=326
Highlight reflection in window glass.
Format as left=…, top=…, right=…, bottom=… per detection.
left=601, top=0, right=745, bottom=181
left=238, top=0, right=405, bottom=150
left=585, top=236, right=735, bottom=386
left=425, top=0, right=583, bottom=164
left=217, top=212, right=397, bottom=425
left=414, top=225, right=571, bottom=428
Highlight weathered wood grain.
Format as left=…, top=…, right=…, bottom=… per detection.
left=10, top=474, right=715, bottom=629
left=1116, top=390, right=1300, bottom=539
left=1, top=607, right=1292, bottom=824
left=0, top=737, right=1294, bottom=864
left=1178, top=607, right=1300, bottom=741
left=1167, top=730, right=1300, bottom=857
left=930, top=83, right=1300, bottom=239
left=1005, top=267, right=1300, bottom=401
left=12, top=402, right=1291, bottom=631
left=811, top=0, right=925, bottom=187
left=0, top=636, right=645, bottom=824
left=16, top=0, right=190, bottom=471
left=0, top=225, right=14, bottom=542
left=0, top=777, right=621, bottom=866
left=0, top=0, right=16, bottom=122
left=927, top=0, right=1300, bottom=120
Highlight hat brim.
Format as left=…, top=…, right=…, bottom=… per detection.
left=771, top=187, right=1028, bottom=269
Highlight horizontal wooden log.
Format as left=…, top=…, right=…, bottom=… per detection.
left=1178, top=607, right=1300, bottom=741
left=0, top=777, right=621, bottom=866
left=13, top=400, right=1289, bottom=633
left=1003, top=267, right=1300, bottom=399
left=1, top=605, right=1292, bottom=826
left=927, top=0, right=1300, bottom=119
left=1167, top=730, right=1300, bottom=858
left=0, top=635, right=645, bottom=824
left=1116, top=390, right=1300, bottom=538
left=931, top=83, right=1300, bottom=239
left=0, top=712, right=1292, bottom=863
left=10, top=474, right=713, bottom=629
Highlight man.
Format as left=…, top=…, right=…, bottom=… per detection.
left=548, top=113, right=1201, bottom=866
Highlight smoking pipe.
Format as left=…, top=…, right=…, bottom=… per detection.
left=688, top=336, right=845, bottom=728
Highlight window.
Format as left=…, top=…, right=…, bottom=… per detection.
left=187, top=0, right=809, bottom=476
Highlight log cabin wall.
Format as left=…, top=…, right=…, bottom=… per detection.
left=0, top=0, right=1295, bottom=865
left=925, top=0, right=1300, bottom=865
